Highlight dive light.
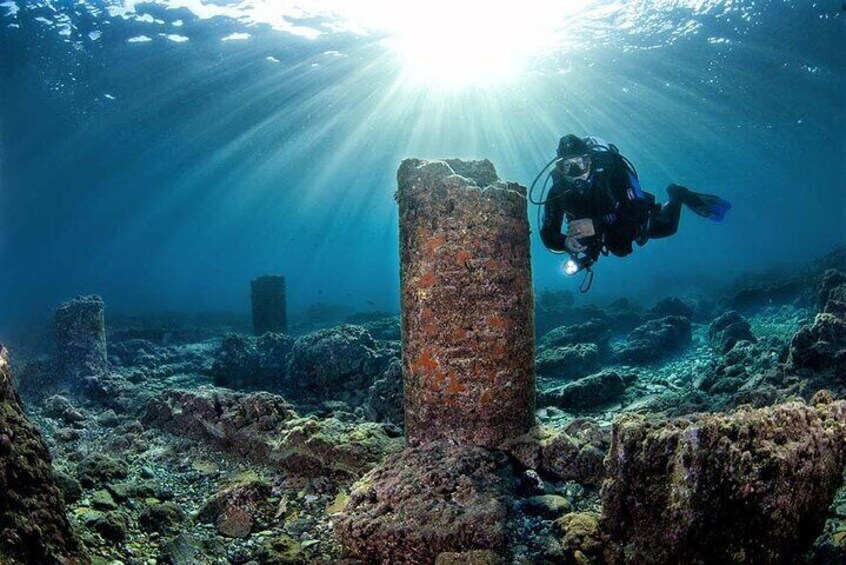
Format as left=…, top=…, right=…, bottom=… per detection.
left=563, top=254, right=593, bottom=277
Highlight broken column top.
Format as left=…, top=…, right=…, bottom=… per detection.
left=252, top=275, right=286, bottom=284
left=56, top=294, right=104, bottom=313
left=397, top=158, right=525, bottom=197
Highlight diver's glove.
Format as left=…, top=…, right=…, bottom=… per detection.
left=565, top=235, right=586, bottom=253
left=564, top=219, right=595, bottom=252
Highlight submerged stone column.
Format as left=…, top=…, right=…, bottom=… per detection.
left=251, top=275, right=287, bottom=334
left=398, top=158, right=535, bottom=447
left=55, top=295, right=107, bottom=384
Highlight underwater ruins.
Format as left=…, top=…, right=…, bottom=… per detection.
left=0, top=159, right=844, bottom=564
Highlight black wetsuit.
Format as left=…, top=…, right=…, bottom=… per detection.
left=540, top=149, right=683, bottom=258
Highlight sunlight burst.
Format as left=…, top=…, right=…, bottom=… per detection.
left=380, top=1, right=570, bottom=88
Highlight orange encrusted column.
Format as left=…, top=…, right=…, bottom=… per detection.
left=397, top=158, right=535, bottom=447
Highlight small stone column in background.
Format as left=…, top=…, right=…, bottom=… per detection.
left=251, top=275, right=287, bottom=335
left=55, top=295, right=108, bottom=384
left=397, top=158, right=536, bottom=448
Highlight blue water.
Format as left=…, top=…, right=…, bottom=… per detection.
left=0, top=0, right=843, bottom=334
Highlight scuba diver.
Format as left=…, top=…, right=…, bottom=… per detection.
left=534, top=134, right=731, bottom=291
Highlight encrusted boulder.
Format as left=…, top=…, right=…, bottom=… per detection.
left=76, top=452, right=129, bottom=489
left=81, top=372, right=148, bottom=414
left=817, top=269, right=846, bottom=311
left=503, top=420, right=611, bottom=486
left=0, top=346, right=89, bottom=564
left=359, top=315, right=401, bottom=342
left=143, top=387, right=402, bottom=479
left=209, top=332, right=293, bottom=391
left=198, top=480, right=271, bottom=538
left=364, top=358, right=404, bottom=427
left=109, top=340, right=213, bottom=381
left=42, top=394, right=87, bottom=425
left=536, top=294, right=645, bottom=338
left=537, top=319, right=612, bottom=359
left=555, top=512, right=603, bottom=565
left=287, top=324, right=384, bottom=405
left=622, top=388, right=712, bottom=418
left=788, top=304, right=846, bottom=376
left=139, top=502, right=185, bottom=535
left=616, top=316, right=691, bottom=365
left=334, top=441, right=511, bottom=564
left=694, top=336, right=786, bottom=400
left=602, top=399, right=846, bottom=565
left=697, top=337, right=783, bottom=397
left=535, top=343, right=601, bottom=381
left=708, top=310, right=755, bottom=354
left=649, top=297, right=694, bottom=320
left=435, top=550, right=504, bottom=565
left=539, top=371, right=635, bottom=412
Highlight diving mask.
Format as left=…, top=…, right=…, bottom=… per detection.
left=558, top=154, right=591, bottom=180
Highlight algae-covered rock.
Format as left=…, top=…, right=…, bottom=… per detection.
left=539, top=371, right=635, bottom=411
left=277, top=415, right=403, bottom=478
left=198, top=480, right=270, bottom=538
left=258, top=533, right=307, bottom=564
left=0, top=345, right=89, bottom=564
left=435, top=550, right=504, bottom=565
left=90, top=489, right=118, bottom=510
left=334, top=441, right=511, bottom=564
left=520, top=494, right=572, bottom=519
left=616, top=315, right=691, bottom=365
left=818, top=269, right=846, bottom=311
left=364, top=357, right=404, bottom=426
left=158, top=533, right=203, bottom=565
left=287, top=324, right=379, bottom=397
left=81, top=371, right=147, bottom=414
left=143, top=387, right=402, bottom=479
left=139, top=501, right=185, bottom=534
left=649, top=297, right=694, bottom=320
left=209, top=332, right=293, bottom=391
left=698, top=337, right=782, bottom=396
left=540, top=421, right=609, bottom=486
left=54, top=468, right=83, bottom=504
left=602, top=398, right=846, bottom=564
left=555, top=512, right=603, bottom=564
left=536, top=343, right=600, bottom=381
left=85, top=510, right=130, bottom=543
left=788, top=309, right=846, bottom=375
left=708, top=310, right=755, bottom=353
left=503, top=420, right=610, bottom=486
left=43, top=394, right=87, bottom=424
left=359, top=315, right=401, bottom=341
left=538, top=320, right=612, bottom=359
left=77, top=452, right=129, bottom=488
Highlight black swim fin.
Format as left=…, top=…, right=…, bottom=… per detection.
left=669, top=185, right=732, bottom=222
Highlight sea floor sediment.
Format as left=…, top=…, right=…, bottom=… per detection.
left=1, top=246, right=845, bottom=564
